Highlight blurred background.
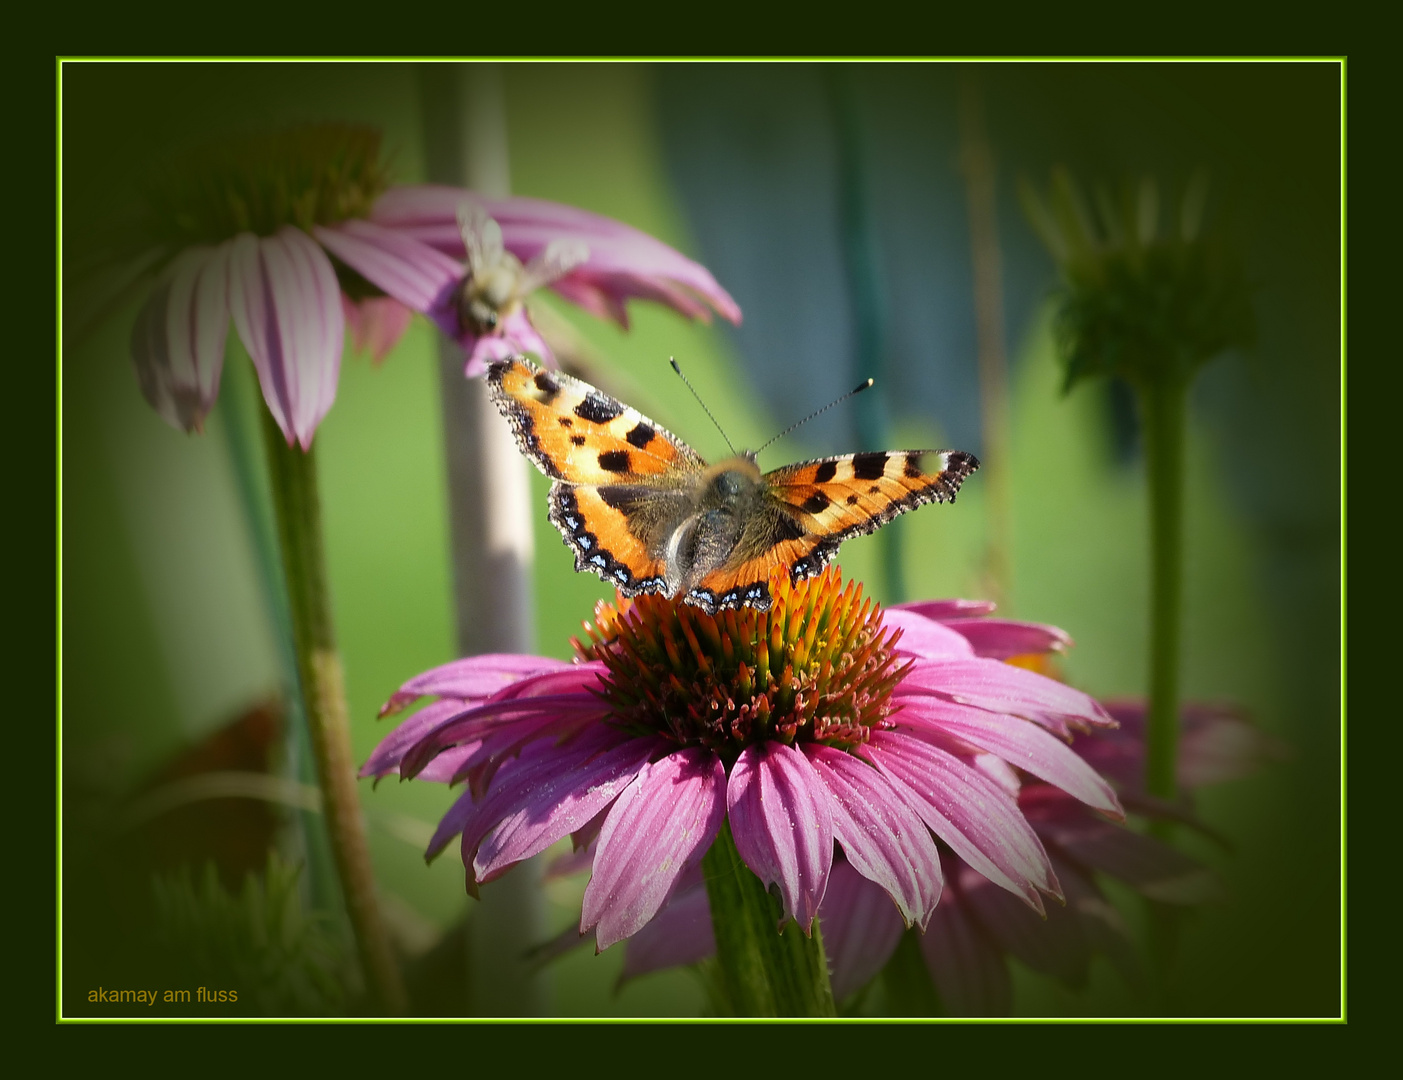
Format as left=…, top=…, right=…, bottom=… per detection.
left=61, top=60, right=1340, bottom=1017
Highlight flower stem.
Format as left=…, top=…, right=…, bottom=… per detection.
left=1140, top=378, right=1187, bottom=803
left=702, top=820, right=836, bottom=1017
left=260, top=410, right=408, bottom=1016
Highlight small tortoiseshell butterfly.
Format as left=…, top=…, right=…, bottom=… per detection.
left=487, top=356, right=979, bottom=614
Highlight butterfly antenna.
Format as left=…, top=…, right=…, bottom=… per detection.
left=754, top=378, right=874, bottom=457
left=670, top=357, right=738, bottom=456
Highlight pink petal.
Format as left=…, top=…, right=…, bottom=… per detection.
left=957, top=863, right=1091, bottom=986
left=919, top=876, right=1012, bottom=1016
left=435, top=725, right=646, bottom=865
left=727, top=742, right=834, bottom=931
left=620, top=879, right=716, bottom=985
left=314, top=219, right=463, bottom=315
left=896, top=656, right=1115, bottom=737
left=130, top=242, right=231, bottom=433
left=938, top=618, right=1073, bottom=659
left=582, top=748, right=727, bottom=950
left=817, top=858, right=907, bottom=1002
left=380, top=654, right=576, bottom=716
left=866, top=730, right=1058, bottom=911
left=803, top=745, right=942, bottom=929
left=229, top=228, right=344, bottom=450
left=400, top=694, right=601, bottom=782
left=892, top=599, right=998, bottom=621
left=369, top=185, right=742, bottom=325
left=360, top=698, right=468, bottom=778
left=1035, top=811, right=1222, bottom=904
left=473, top=737, right=662, bottom=882
left=342, top=295, right=413, bottom=363
left=881, top=609, right=977, bottom=660
left=894, top=696, right=1123, bottom=819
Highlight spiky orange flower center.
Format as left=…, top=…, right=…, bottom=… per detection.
left=573, top=566, right=908, bottom=761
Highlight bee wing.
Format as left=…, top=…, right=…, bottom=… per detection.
left=519, top=239, right=590, bottom=295
left=457, top=199, right=504, bottom=278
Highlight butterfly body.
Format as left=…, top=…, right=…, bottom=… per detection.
left=488, top=357, right=978, bottom=614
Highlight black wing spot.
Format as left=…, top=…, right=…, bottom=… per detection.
left=558, top=417, right=573, bottom=428
left=625, top=422, right=655, bottom=449
left=846, top=494, right=860, bottom=505
left=852, top=452, right=888, bottom=481
left=598, top=450, right=631, bottom=473
left=570, top=435, right=587, bottom=447
left=868, top=485, right=882, bottom=495
left=904, top=453, right=925, bottom=479
left=802, top=491, right=831, bottom=514
left=575, top=392, right=624, bottom=425
left=533, top=371, right=562, bottom=402
left=813, top=460, right=838, bottom=483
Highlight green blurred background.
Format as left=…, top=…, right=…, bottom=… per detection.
left=60, top=61, right=1340, bottom=1018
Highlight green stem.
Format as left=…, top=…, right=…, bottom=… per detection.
left=702, top=820, right=836, bottom=1017
left=1140, top=378, right=1187, bottom=802
left=260, top=411, right=408, bottom=1016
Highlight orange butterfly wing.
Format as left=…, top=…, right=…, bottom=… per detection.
left=487, top=357, right=704, bottom=595
left=690, top=450, right=979, bottom=607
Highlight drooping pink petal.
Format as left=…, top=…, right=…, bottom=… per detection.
left=956, top=864, right=1091, bottom=987
left=817, top=857, right=907, bottom=1002
left=341, top=295, right=414, bottom=363
left=433, top=724, right=646, bottom=866
left=314, top=219, right=463, bottom=319
left=726, top=742, right=834, bottom=931
left=620, top=875, right=715, bottom=985
left=892, top=599, right=997, bottom=622
left=473, top=737, right=662, bottom=882
left=1052, top=854, right=1140, bottom=987
left=400, top=694, right=602, bottom=782
left=866, top=730, right=1058, bottom=911
left=881, top=609, right=977, bottom=661
left=1035, top=810, right=1221, bottom=904
left=229, top=228, right=344, bottom=450
left=130, top=242, right=231, bottom=433
left=803, top=745, right=942, bottom=929
left=582, top=748, right=727, bottom=951
left=894, top=696, right=1123, bottom=819
left=368, top=185, right=742, bottom=325
left=895, top=657, right=1115, bottom=737
left=937, top=618, right=1073, bottom=659
left=360, top=698, right=470, bottom=778
left=380, top=654, right=576, bottom=716
left=919, top=877, right=1012, bottom=1017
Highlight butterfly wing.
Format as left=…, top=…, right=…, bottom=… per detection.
left=487, top=356, right=705, bottom=595
left=688, top=449, right=980, bottom=610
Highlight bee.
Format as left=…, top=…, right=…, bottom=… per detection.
left=453, top=201, right=589, bottom=336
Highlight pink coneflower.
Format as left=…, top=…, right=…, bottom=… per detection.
left=364, top=570, right=1123, bottom=956
left=359, top=186, right=742, bottom=377
left=126, top=126, right=740, bottom=447
left=609, top=605, right=1284, bottom=1013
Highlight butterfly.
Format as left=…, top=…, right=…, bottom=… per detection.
left=486, top=356, right=979, bottom=614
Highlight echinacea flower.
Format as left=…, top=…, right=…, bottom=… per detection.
left=607, top=605, right=1284, bottom=1014
left=123, top=126, right=740, bottom=447
left=361, top=186, right=743, bottom=376
left=364, top=569, right=1123, bottom=955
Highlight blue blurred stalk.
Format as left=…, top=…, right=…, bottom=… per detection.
left=828, top=66, right=904, bottom=603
